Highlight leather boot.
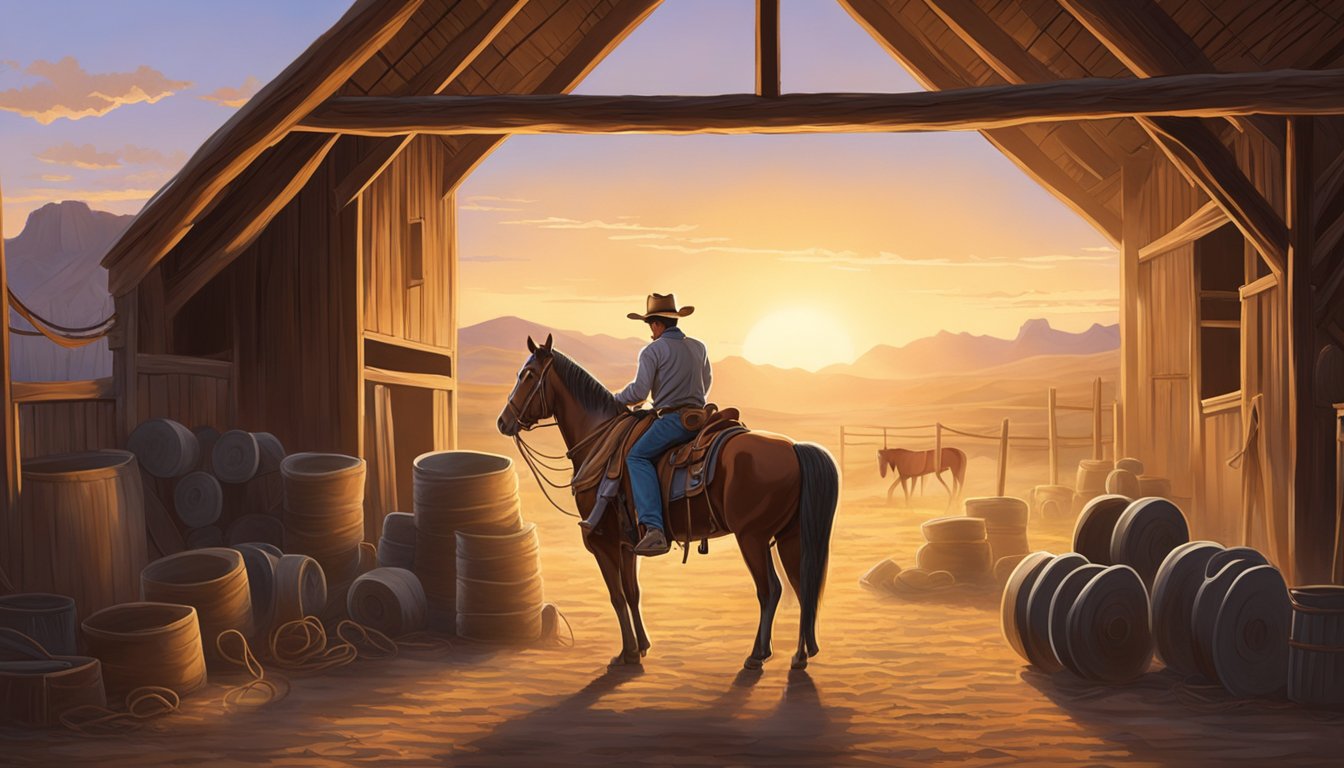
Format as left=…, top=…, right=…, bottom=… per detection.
left=634, top=527, right=670, bottom=556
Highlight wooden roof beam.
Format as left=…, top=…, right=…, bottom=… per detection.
left=757, top=0, right=780, bottom=97
left=333, top=0, right=532, bottom=206
left=101, top=0, right=424, bottom=297
left=298, top=70, right=1344, bottom=136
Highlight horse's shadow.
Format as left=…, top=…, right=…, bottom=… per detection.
left=450, top=665, right=856, bottom=766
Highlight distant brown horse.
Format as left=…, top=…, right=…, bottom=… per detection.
left=498, top=335, right=839, bottom=671
left=878, top=447, right=967, bottom=507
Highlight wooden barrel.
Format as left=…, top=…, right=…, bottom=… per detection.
left=964, top=497, right=1029, bottom=562
left=82, top=602, right=206, bottom=697
left=347, top=567, right=427, bottom=637
left=413, top=451, right=523, bottom=630
left=186, top=525, right=224, bottom=549
left=271, top=554, right=327, bottom=633
left=1105, top=469, right=1141, bottom=499
left=0, top=627, right=105, bottom=727
left=1115, top=457, right=1145, bottom=475
left=1075, top=459, right=1113, bottom=499
left=1212, top=564, right=1290, bottom=697
left=922, top=516, right=986, bottom=543
left=1030, top=484, right=1073, bottom=521
left=1047, top=564, right=1106, bottom=676
left=1064, top=564, right=1153, bottom=683
left=231, top=544, right=279, bottom=633
left=226, top=514, right=284, bottom=548
left=456, top=525, right=543, bottom=643
left=141, top=548, right=255, bottom=660
left=174, top=471, right=223, bottom=528
left=0, top=594, right=79, bottom=656
left=1138, top=475, right=1173, bottom=498
left=281, top=453, right=365, bottom=584
left=1110, top=498, right=1190, bottom=590
left=127, top=419, right=199, bottom=479
left=1024, top=553, right=1090, bottom=672
left=16, top=450, right=147, bottom=621
left=378, top=512, right=416, bottom=570
left=1288, top=585, right=1344, bottom=707
left=1000, top=551, right=1054, bottom=664
left=916, top=541, right=991, bottom=581
left=1072, top=494, right=1131, bottom=565
left=1150, top=541, right=1223, bottom=677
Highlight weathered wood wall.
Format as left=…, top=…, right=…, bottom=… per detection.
left=18, top=401, right=117, bottom=459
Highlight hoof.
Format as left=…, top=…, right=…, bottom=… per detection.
left=743, top=655, right=765, bottom=670
left=609, top=652, right=642, bottom=668
left=791, top=654, right=808, bottom=670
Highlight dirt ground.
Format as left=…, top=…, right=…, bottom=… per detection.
left=5, top=459, right=1343, bottom=767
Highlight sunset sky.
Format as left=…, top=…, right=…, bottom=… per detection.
left=0, top=0, right=1117, bottom=369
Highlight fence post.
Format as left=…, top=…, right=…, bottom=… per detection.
left=1113, top=399, right=1123, bottom=460
left=1092, top=377, right=1103, bottom=461
left=1047, top=387, right=1058, bottom=486
left=882, top=426, right=888, bottom=450
left=839, top=426, right=846, bottom=479
left=0, top=179, right=18, bottom=591
left=997, top=418, right=1010, bottom=497
left=933, top=422, right=942, bottom=473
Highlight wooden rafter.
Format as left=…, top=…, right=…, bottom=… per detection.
left=102, top=0, right=424, bottom=297
left=440, top=0, right=665, bottom=196
left=837, top=0, right=1120, bottom=242
left=756, top=0, right=780, bottom=97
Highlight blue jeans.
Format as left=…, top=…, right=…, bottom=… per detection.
left=626, top=412, right=695, bottom=532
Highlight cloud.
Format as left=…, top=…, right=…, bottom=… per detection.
left=0, top=57, right=190, bottom=123
left=200, top=76, right=261, bottom=108
left=607, top=233, right=667, bottom=241
left=1019, top=253, right=1114, bottom=263
left=1082, top=245, right=1118, bottom=253
left=919, top=287, right=1118, bottom=311
left=467, top=195, right=534, bottom=204
left=2, top=186, right=158, bottom=204
left=503, top=216, right=696, bottom=233
left=35, top=142, right=183, bottom=170
left=459, top=253, right=528, bottom=263
left=38, top=173, right=72, bottom=182
left=461, top=202, right=522, bottom=212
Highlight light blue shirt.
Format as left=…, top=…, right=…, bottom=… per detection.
left=614, top=327, right=712, bottom=410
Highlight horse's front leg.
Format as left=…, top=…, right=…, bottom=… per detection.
left=590, top=538, right=641, bottom=666
left=620, top=549, right=650, bottom=656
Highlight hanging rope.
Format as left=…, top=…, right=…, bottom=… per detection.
left=7, top=288, right=115, bottom=349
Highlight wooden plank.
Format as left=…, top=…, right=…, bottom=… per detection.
left=1139, top=200, right=1230, bottom=260
left=756, top=0, right=780, bottom=97
left=10, top=378, right=116, bottom=404
left=299, top=69, right=1344, bottom=137
left=135, top=353, right=233, bottom=379
left=102, top=0, right=425, bottom=296
left=1120, top=154, right=1148, bottom=457
left=1285, top=115, right=1313, bottom=582
left=362, top=366, right=455, bottom=390
left=0, top=181, right=17, bottom=586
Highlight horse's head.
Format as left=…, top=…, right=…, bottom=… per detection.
left=497, top=334, right=556, bottom=437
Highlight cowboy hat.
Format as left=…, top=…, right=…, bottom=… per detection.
left=627, top=293, right=695, bottom=321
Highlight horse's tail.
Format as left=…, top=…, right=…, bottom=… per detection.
left=877, top=450, right=888, bottom=478
left=794, top=442, right=839, bottom=658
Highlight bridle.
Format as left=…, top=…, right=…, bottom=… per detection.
left=503, top=356, right=554, bottom=434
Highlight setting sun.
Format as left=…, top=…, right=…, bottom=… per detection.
left=742, top=308, right=856, bottom=371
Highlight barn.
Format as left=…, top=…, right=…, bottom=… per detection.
left=1, top=0, right=1340, bottom=586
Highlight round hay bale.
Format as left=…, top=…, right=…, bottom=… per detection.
left=999, top=551, right=1054, bottom=664
left=212, top=430, right=259, bottom=484
left=377, top=537, right=415, bottom=570
left=859, top=558, right=902, bottom=591
left=993, top=554, right=1029, bottom=584
left=1072, top=494, right=1131, bottom=565
left=1138, top=475, right=1173, bottom=498
left=186, top=525, right=224, bottom=550
left=457, top=575, right=545, bottom=616
left=456, top=610, right=542, bottom=644
left=1024, top=553, right=1090, bottom=672
left=82, top=602, right=206, bottom=698
left=1105, top=469, right=1141, bottom=499
left=1115, top=457, right=1145, bottom=475
left=381, top=512, right=416, bottom=546
left=455, top=524, right=541, bottom=584
left=230, top=543, right=280, bottom=633
left=892, top=568, right=954, bottom=594
left=1076, top=459, right=1113, bottom=497
left=226, top=514, right=284, bottom=548
left=347, top=568, right=427, bottom=637
left=1064, top=564, right=1152, bottom=683
left=964, top=496, right=1029, bottom=528
left=1110, top=497, right=1190, bottom=590
left=1047, top=564, right=1107, bottom=676
left=1192, top=558, right=1264, bottom=682
left=271, top=554, right=327, bottom=632
left=128, top=419, right=199, bottom=479
left=140, top=548, right=254, bottom=661
left=1204, top=546, right=1268, bottom=579
left=455, top=525, right=544, bottom=641
left=1031, top=485, right=1074, bottom=521
left=921, top=516, right=986, bottom=544
left=0, top=594, right=79, bottom=657
left=1287, top=586, right=1344, bottom=707
left=1212, top=564, right=1290, bottom=697
left=281, top=453, right=365, bottom=584
left=916, top=541, right=991, bottom=580
left=1151, top=541, right=1224, bottom=677
left=174, top=471, right=223, bottom=528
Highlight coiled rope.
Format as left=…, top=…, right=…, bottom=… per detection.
left=58, top=686, right=181, bottom=735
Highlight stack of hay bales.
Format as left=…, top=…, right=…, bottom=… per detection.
left=964, top=497, right=1030, bottom=569
left=280, top=453, right=372, bottom=622
left=1073, top=458, right=1112, bottom=511
left=916, top=516, right=990, bottom=583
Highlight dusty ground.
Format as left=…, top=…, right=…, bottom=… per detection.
left=5, top=460, right=1343, bottom=767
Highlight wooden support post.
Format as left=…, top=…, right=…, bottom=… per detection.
left=882, top=426, right=888, bottom=450
left=934, top=422, right=942, bottom=473
left=1048, top=387, right=1059, bottom=486
left=1334, top=405, right=1343, bottom=583
left=1121, top=154, right=1148, bottom=458
left=756, top=0, right=780, bottom=98
left=0, top=180, right=19, bottom=591
left=1113, top=399, right=1123, bottom=460
left=1092, top=377, right=1104, bottom=461
left=1286, top=115, right=1315, bottom=583
left=997, top=418, right=1010, bottom=497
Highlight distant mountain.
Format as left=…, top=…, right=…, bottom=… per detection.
left=4, top=201, right=131, bottom=381
left=459, top=316, right=646, bottom=385
left=826, top=318, right=1118, bottom=380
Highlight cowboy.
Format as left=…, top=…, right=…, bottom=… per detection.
left=613, top=293, right=712, bottom=556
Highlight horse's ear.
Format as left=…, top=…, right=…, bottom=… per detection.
left=527, top=336, right=537, bottom=353
left=543, top=334, right=553, bottom=350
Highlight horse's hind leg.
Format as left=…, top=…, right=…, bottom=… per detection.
left=886, top=477, right=900, bottom=505
left=620, top=550, right=650, bottom=656
left=934, top=469, right=953, bottom=510
left=738, top=532, right=783, bottom=670
left=774, top=526, right=809, bottom=669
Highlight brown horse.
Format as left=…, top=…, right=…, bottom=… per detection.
left=497, top=335, right=839, bottom=671
left=878, top=446, right=966, bottom=507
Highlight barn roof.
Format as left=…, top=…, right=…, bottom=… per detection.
left=101, top=0, right=1344, bottom=297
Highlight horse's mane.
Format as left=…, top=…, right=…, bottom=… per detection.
left=550, top=350, right=623, bottom=418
